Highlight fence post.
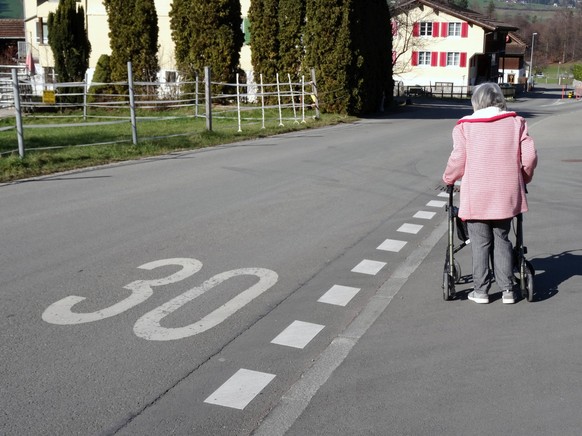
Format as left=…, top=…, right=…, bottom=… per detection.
left=83, top=72, right=88, bottom=121
left=260, top=73, right=265, bottom=129
left=127, top=61, right=138, bottom=145
left=11, top=68, right=25, bottom=158
left=301, top=75, right=306, bottom=123
left=204, top=66, right=212, bottom=132
left=195, top=73, right=199, bottom=118
left=276, top=73, right=283, bottom=127
left=236, top=73, right=242, bottom=132
left=288, top=74, right=298, bottom=124
left=310, top=68, right=320, bottom=120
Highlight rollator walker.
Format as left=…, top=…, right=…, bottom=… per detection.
left=442, top=185, right=535, bottom=302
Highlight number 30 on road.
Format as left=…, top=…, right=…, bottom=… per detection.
left=42, top=258, right=278, bottom=341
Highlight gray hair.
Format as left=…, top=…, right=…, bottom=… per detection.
left=471, top=82, right=507, bottom=111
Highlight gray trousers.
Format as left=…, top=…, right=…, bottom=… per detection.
left=467, top=219, right=515, bottom=293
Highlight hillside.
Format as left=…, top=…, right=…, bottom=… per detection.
left=469, top=0, right=569, bottom=22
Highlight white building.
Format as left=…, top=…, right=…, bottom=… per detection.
left=392, top=0, right=525, bottom=89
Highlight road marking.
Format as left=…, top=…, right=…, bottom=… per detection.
left=437, top=191, right=452, bottom=198
left=427, top=200, right=447, bottom=208
left=204, top=369, right=276, bottom=410
left=397, top=223, right=423, bottom=234
left=351, top=259, right=386, bottom=275
left=42, top=258, right=203, bottom=325
left=318, top=285, right=361, bottom=306
left=254, top=216, right=449, bottom=435
left=377, top=239, right=407, bottom=252
left=134, top=268, right=278, bottom=341
left=271, top=321, right=325, bottom=349
left=413, top=211, right=436, bottom=220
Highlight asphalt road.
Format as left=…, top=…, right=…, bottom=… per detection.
left=1, top=86, right=581, bottom=435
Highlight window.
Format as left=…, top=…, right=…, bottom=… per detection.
left=420, top=22, right=433, bottom=36
left=447, top=52, right=460, bottom=66
left=165, top=71, right=177, bottom=83
left=36, top=19, right=49, bottom=45
left=448, top=23, right=462, bottom=37
left=44, top=67, right=55, bottom=84
left=418, top=51, right=431, bottom=66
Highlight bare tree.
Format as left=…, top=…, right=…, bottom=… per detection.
left=390, top=5, right=434, bottom=75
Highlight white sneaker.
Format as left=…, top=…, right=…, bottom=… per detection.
left=502, top=290, right=516, bottom=304
left=468, top=291, right=489, bottom=304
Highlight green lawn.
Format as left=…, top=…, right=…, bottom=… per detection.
left=535, top=62, right=579, bottom=85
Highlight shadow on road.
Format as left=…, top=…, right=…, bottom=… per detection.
left=530, top=249, right=582, bottom=302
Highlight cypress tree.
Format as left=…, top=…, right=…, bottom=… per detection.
left=350, top=0, right=392, bottom=114
left=278, top=0, right=305, bottom=77
left=304, top=0, right=353, bottom=114
left=170, top=0, right=244, bottom=91
left=47, top=0, right=91, bottom=83
left=248, top=0, right=280, bottom=81
left=87, top=54, right=115, bottom=102
left=103, top=0, right=159, bottom=90
left=305, top=0, right=392, bottom=115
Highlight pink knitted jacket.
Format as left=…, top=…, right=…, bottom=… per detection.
left=443, top=107, right=538, bottom=220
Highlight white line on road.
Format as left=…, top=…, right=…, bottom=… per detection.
left=351, top=259, right=386, bottom=275
left=204, top=369, right=276, bottom=410
left=427, top=200, right=447, bottom=208
left=377, top=239, right=407, bottom=252
left=253, top=217, right=449, bottom=435
left=397, top=223, right=423, bottom=234
left=413, top=211, right=436, bottom=220
left=318, top=285, right=361, bottom=307
left=271, top=321, right=325, bottom=349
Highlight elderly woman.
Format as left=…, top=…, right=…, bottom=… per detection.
left=443, top=82, right=538, bottom=304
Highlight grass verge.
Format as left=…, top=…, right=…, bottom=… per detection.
left=0, top=109, right=357, bottom=183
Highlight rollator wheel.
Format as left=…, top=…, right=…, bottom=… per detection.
left=453, top=260, right=462, bottom=284
left=442, top=263, right=454, bottom=301
left=525, top=261, right=535, bottom=302
left=519, top=259, right=535, bottom=302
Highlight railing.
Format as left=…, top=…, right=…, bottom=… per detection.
left=0, top=64, right=320, bottom=158
left=395, top=83, right=523, bottom=100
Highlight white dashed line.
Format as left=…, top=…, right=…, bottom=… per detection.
left=204, top=369, right=276, bottom=410
left=397, top=223, right=423, bottom=234
left=377, top=239, right=407, bottom=252
left=318, top=285, right=361, bottom=306
left=351, top=259, right=386, bottom=275
left=437, top=191, right=450, bottom=197
left=413, top=211, right=436, bottom=220
left=427, top=200, right=447, bottom=208
left=271, top=321, right=325, bottom=349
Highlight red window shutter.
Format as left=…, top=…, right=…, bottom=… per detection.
left=431, top=52, right=438, bottom=66
left=460, top=52, right=467, bottom=67
left=411, top=51, right=419, bottom=66
left=440, top=52, right=447, bottom=66
left=461, top=22, right=469, bottom=37
left=413, top=23, right=420, bottom=37
left=433, top=22, right=440, bottom=37
left=441, top=22, right=448, bottom=37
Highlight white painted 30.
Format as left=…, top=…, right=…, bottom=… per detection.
left=41, top=258, right=278, bottom=341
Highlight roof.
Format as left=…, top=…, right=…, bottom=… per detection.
left=396, top=0, right=519, bottom=32
left=505, top=32, right=527, bottom=56
left=0, top=19, right=25, bottom=39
